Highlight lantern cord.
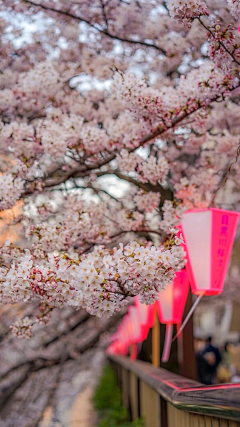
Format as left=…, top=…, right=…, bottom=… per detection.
left=172, top=292, right=205, bottom=342
left=162, top=323, right=173, bottom=363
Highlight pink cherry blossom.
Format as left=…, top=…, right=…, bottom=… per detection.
left=0, top=0, right=239, bottom=333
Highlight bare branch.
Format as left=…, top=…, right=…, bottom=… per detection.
left=22, top=0, right=167, bottom=54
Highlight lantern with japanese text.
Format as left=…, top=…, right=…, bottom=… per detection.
left=156, top=270, right=189, bottom=362
left=180, top=208, right=239, bottom=296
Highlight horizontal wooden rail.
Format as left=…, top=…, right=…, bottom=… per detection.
left=108, top=355, right=240, bottom=427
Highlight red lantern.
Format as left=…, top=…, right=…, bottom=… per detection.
left=156, top=270, right=189, bottom=324
left=109, top=315, right=131, bottom=356
left=128, top=306, right=142, bottom=343
left=134, top=296, right=155, bottom=341
left=180, top=208, right=239, bottom=296
left=156, top=270, right=189, bottom=362
left=108, top=301, right=156, bottom=359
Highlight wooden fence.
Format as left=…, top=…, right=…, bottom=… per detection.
left=109, top=355, right=240, bottom=427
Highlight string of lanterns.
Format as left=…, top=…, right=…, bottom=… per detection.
left=107, top=209, right=239, bottom=362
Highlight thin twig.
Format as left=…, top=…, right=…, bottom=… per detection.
left=23, top=0, right=166, bottom=54
left=211, top=143, right=240, bottom=206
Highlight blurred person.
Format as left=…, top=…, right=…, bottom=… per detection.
left=202, top=336, right=222, bottom=384
left=195, top=338, right=212, bottom=384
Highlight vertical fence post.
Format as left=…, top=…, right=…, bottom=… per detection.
left=122, top=368, right=129, bottom=409
left=140, top=380, right=160, bottom=427
left=129, top=372, right=139, bottom=421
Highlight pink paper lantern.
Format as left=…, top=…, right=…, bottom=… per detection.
left=121, top=314, right=132, bottom=348
left=134, top=296, right=155, bottom=340
left=155, top=270, right=189, bottom=362
left=156, top=270, right=189, bottom=324
left=128, top=305, right=142, bottom=343
left=108, top=301, right=156, bottom=359
left=180, top=208, right=239, bottom=295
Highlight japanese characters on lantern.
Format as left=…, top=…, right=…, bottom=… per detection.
left=180, top=209, right=239, bottom=295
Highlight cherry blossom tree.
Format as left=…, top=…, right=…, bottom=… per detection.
left=0, top=0, right=239, bottom=338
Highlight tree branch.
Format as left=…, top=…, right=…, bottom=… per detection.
left=22, top=0, right=166, bottom=54
left=95, top=170, right=173, bottom=201
left=198, top=17, right=240, bottom=66
left=23, top=82, right=240, bottom=197
left=0, top=312, right=122, bottom=410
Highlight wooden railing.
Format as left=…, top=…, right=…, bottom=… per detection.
left=109, top=355, right=240, bottom=427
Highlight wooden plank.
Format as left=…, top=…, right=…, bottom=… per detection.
left=178, top=407, right=184, bottom=427
left=129, top=372, right=138, bottom=421
left=121, top=368, right=129, bottom=409
left=229, top=422, right=240, bottom=427
left=189, top=413, right=199, bottom=427
left=172, top=405, right=187, bottom=427
left=140, top=380, right=160, bottom=427
left=204, top=415, right=213, bottom=427
left=184, top=411, right=191, bottom=427
left=167, top=402, right=174, bottom=427
left=173, top=406, right=178, bottom=427
left=220, top=419, right=230, bottom=427
left=198, top=414, right=205, bottom=427
left=212, top=417, right=220, bottom=427
left=229, top=421, right=240, bottom=427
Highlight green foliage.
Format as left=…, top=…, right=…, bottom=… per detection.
left=93, top=364, right=145, bottom=427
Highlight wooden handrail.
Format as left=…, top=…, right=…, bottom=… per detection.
left=109, top=355, right=240, bottom=421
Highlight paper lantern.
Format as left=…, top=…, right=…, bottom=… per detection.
left=180, top=208, right=239, bottom=296
left=108, top=301, right=156, bottom=359
left=156, top=270, right=189, bottom=362
left=109, top=314, right=132, bottom=356
left=121, top=314, right=132, bottom=348
left=128, top=305, right=142, bottom=344
left=156, top=270, right=189, bottom=324
left=134, top=296, right=156, bottom=341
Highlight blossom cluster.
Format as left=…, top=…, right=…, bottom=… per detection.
left=10, top=316, right=33, bottom=339
left=0, top=174, right=24, bottom=210
left=26, top=196, right=115, bottom=252
left=112, top=73, right=172, bottom=127
left=0, top=241, right=185, bottom=318
left=116, top=150, right=169, bottom=185
left=39, top=112, right=84, bottom=159
left=168, top=0, right=209, bottom=26
left=227, top=0, right=240, bottom=21
left=18, top=61, right=61, bottom=96
left=159, top=200, right=185, bottom=233
left=207, top=22, right=240, bottom=71
left=134, top=191, right=161, bottom=213
left=112, top=63, right=234, bottom=133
